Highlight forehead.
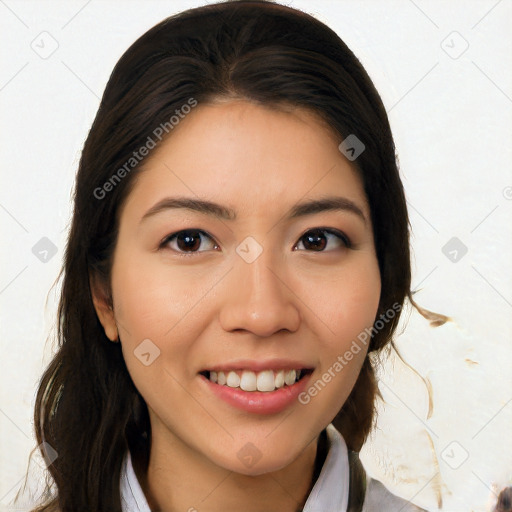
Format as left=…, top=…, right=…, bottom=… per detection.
left=122, top=100, right=369, bottom=221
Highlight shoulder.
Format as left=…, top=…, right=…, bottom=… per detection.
left=362, top=477, right=427, bottom=511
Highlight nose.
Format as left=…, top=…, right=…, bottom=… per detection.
left=219, top=249, right=301, bottom=337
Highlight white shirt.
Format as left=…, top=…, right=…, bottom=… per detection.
left=120, top=423, right=349, bottom=512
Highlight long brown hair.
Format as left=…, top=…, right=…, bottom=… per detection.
left=21, top=1, right=440, bottom=510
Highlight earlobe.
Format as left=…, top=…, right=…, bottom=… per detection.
left=89, top=273, right=119, bottom=342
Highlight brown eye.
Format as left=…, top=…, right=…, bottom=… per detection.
left=295, top=228, right=351, bottom=252
left=161, top=229, right=218, bottom=253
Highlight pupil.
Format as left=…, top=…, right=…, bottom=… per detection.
left=304, top=230, right=326, bottom=251
left=178, top=230, right=201, bottom=251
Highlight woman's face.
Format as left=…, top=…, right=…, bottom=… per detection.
left=94, top=99, right=381, bottom=475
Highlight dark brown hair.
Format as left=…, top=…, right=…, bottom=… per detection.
left=21, top=1, right=442, bottom=510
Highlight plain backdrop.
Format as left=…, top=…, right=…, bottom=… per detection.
left=1, top=1, right=511, bottom=511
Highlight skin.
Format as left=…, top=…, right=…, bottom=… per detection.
left=92, top=100, right=381, bottom=511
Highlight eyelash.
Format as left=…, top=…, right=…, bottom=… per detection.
left=159, top=227, right=352, bottom=255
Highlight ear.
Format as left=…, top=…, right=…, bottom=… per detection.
left=89, top=272, right=119, bottom=342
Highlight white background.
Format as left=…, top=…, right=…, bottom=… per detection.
left=1, top=1, right=511, bottom=511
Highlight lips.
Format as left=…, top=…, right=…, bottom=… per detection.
left=199, top=365, right=314, bottom=414
left=199, top=360, right=314, bottom=393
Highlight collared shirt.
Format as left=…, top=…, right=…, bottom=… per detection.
left=120, top=423, right=349, bottom=512
left=120, top=423, right=424, bottom=512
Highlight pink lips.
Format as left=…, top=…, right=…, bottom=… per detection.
left=199, top=370, right=313, bottom=415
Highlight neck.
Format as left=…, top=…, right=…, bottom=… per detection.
left=131, top=428, right=328, bottom=512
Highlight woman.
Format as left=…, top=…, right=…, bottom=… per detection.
left=26, top=1, right=434, bottom=510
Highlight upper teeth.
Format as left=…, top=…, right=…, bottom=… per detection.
left=209, top=369, right=302, bottom=392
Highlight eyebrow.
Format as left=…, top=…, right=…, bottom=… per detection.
left=140, top=195, right=367, bottom=225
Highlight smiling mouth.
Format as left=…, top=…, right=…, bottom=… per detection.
left=199, top=368, right=314, bottom=392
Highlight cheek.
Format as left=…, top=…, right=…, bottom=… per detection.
left=111, top=252, right=212, bottom=340
left=295, top=257, right=380, bottom=415
left=305, top=258, right=381, bottom=347
left=110, top=252, right=228, bottom=399
left=109, top=255, right=193, bottom=380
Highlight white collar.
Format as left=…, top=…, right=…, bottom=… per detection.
left=120, top=423, right=349, bottom=512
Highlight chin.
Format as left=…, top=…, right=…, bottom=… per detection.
left=208, top=441, right=304, bottom=477
left=229, top=458, right=292, bottom=477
